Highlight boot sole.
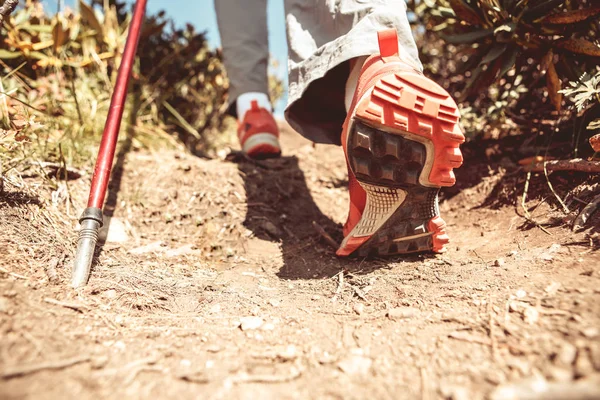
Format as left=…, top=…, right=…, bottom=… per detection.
left=340, top=71, right=464, bottom=257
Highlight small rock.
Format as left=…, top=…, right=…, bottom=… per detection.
left=544, top=282, right=561, bottom=296
left=555, top=342, right=577, bottom=367
left=180, top=359, right=192, bottom=367
left=337, top=354, right=372, bottom=376
left=588, top=343, right=600, bottom=370
left=493, top=258, right=505, bottom=267
left=268, top=299, right=281, bottom=307
left=318, top=352, right=336, bottom=364
left=209, top=303, right=221, bottom=314
left=539, top=243, right=562, bottom=261
left=262, top=323, right=275, bottom=331
left=386, top=307, right=419, bottom=320
left=240, top=316, right=264, bottom=331
left=277, top=345, right=298, bottom=361
left=206, top=345, right=222, bottom=353
left=260, top=221, right=280, bottom=237
left=98, top=217, right=129, bottom=243
left=575, top=349, right=595, bottom=378
left=91, top=356, right=109, bottom=370
left=103, top=289, right=117, bottom=299
left=353, top=303, right=365, bottom=315
left=545, top=365, right=573, bottom=382
left=507, top=250, right=518, bottom=257
left=523, top=306, right=539, bottom=325
left=581, top=327, right=599, bottom=339
left=311, top=295, right=321, bottom=301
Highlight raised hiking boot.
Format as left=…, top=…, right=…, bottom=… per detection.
left=238, top=100, right=282, bottom=159
left=337, top=28, right=465, bottom=257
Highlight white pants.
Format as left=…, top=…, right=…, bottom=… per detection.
left=215, top=0, right=421, bottom=144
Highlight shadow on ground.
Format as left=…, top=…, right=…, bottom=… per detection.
left=232, top=154, right=429, bottom=280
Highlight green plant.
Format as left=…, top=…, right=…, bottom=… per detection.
left=412, top=0, right=600, bottom=153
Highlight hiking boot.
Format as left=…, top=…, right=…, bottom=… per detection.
left=337, top=28, right=464, bottom=257
left=238, top=100, right=282, bottom=158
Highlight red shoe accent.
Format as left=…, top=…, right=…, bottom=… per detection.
left=428, top=216, right=450, bottom=253
left=238, top=100, right=281, bottom=158
left=337, top=28, right=464, bottom=257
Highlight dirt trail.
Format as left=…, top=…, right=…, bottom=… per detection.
left=1, top=126, right=600, bottom=399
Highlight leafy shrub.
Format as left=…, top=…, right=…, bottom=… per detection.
left=0, top=0, right=284, bottom=173
left=412, top=0, right=600, bottom=156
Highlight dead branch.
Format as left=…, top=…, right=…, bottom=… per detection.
left=231, top=366, right=303, bottom=384
left=0, top=0, right=18, bottom=25
left=312, top=221, right=339, bottom=249
left=1, top=356, right=91, bottom=379
left=0, top=266, right=27, bottom=280
left=524, top=159, right=600, bottom=173
left=43, top=297, right=90, bottom=313
left=573, top=193, right=600, bottom=232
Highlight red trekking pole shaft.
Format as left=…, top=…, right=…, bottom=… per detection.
left=72, top=0, right=147, bottom=288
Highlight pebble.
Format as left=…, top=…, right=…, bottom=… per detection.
left=581, top=327, right=599, bottom=339
left=353, top=303, right=364, bottom=315
left=337, top=354, right=372, bottom=376
left=239, top=316, right=264, bottom=331
left=493, top=258, right=505, bottom=267
left=386, top=307, right=419, bottom=320
left=575, top=349, right=595, bottom=378
left=268, top=299, right=281, bottom=307
left=91, top=356, right=109, bottom=370
left=555, top=342, right=577, bottom=366
left=206, top=345, right=222, bottom=353
left=277, top=345, right=298, bottom=361
left=103, top=289, right=117, bottom=299
left=523, top=306, right=539, bottom=325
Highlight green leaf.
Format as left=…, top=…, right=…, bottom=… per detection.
left=480, top=44, right=508, bottom=65
left=498, top=46, right=519, bottom=79
left=441, top=29, right=494, bottom=44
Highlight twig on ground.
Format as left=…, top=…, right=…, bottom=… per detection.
left=0, top=266, right=27, bottom=280
left=43, top=297, right=90, bottom=313
left=573, top=193, right=600, bottom=232
left=350, top=285, right=370, bottom=304
left=331, top=271, right=345, bottom=302
left=312, top=221, right=339, bottom=249
left=521, top=171, right=551, bottom=235
left=543, top=162, right=569, bottom=214
left=230, top=366, right=303, bottom=384
left=448, top=331, right=492, bottom=346
left=524, top=159, right=600, bottom=173
left=0, top=356, right=91, bottom=379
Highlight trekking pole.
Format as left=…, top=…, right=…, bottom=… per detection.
left=72, top=0, right=148, bottom=288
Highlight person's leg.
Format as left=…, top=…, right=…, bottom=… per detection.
left=214, top=0, right=281, bottom=157
left=283, top=0, right=464, bottom=256
left=284, top=0, right=422, bottom=144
